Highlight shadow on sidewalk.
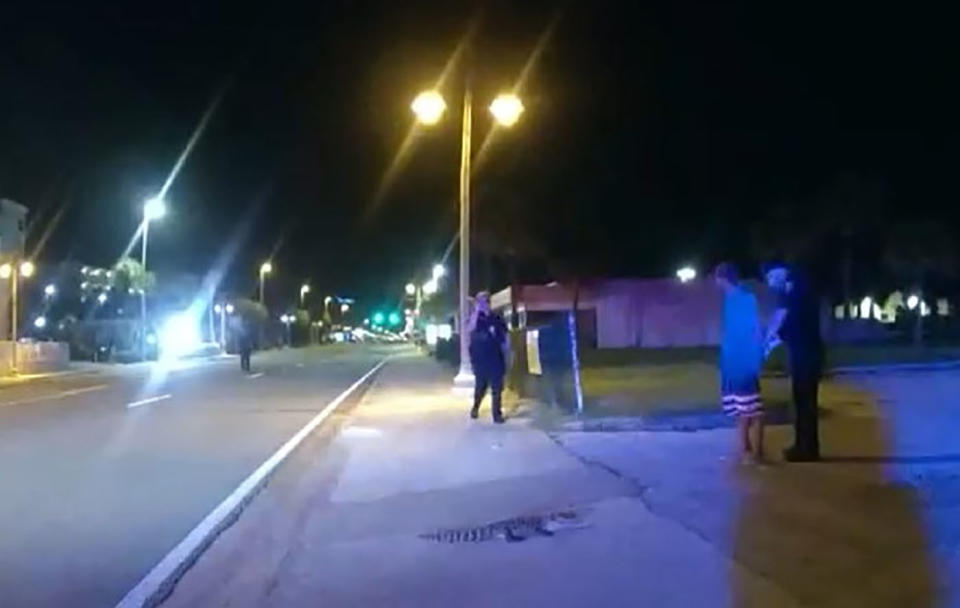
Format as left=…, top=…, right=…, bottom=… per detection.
left=732, top=384, right=941, bottom=607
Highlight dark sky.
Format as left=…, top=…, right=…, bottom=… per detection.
left=2, top=1, right=957, bottom=310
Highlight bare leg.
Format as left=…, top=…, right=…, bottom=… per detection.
left=754, top=416, right=766, bottom=461
left=738, top=417, right=752, bottom=455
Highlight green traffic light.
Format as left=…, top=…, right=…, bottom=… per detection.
left=388, top=311, right=401, bottom=326
left=372, top=311, right=385, bottom=325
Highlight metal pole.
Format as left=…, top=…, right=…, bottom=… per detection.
left=219, top=309, right=226, bottom=353
left=11, top=267, right=18, bottom=374
left=140, top=220, right=148, bottom=361
left=259, top=273, right=265, bottom=305
left=453, top=83, right=474, bottom=392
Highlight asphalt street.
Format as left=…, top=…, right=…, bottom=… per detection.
left=0, top=345, right=393, bottom=608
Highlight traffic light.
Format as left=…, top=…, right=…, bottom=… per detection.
left=372, top=311, right=385, bottom=325
left=388, top=311, right=401, bottom=326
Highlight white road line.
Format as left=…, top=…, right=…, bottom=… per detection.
left=246, top=372, right=264, bottom=379
left=0, top=384, right=109, bottom=407
left=116, top=358, right=388, bottom=608
left=126, top=394, right=173, bottom=409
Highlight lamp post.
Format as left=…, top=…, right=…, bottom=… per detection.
left=259, top=261, right=272, bottom=305
left=141, top=197, right=166, bottom=360
left=300, top=283, right=311, bottom=307
left=2, top=260, right=35, bottom=374
left=412, top=90, right=522, bottom=391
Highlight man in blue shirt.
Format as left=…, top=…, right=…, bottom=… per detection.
left=764, top=262, right=823, bottom=462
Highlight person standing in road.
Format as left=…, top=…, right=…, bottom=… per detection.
left=238, top=321, right=253, bottom=373
left=764, top=261, right=823, bottom=462
left=468, top=292, right=509, bottom=423
left=715, top=262, right=766, bottom=464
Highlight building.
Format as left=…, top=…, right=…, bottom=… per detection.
left=491, top=277, right=775, bottom=349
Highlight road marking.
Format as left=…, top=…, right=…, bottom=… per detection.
left=0, top=384, right=109, bottom=407
left=246, top=372, right=264, bottom=379
left=127, top=394, right=172, bottom=409
left=116, top=358, right=388, bottom=608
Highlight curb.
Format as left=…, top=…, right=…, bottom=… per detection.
left=115, top=358, right=388, bottom=608
left=829, top=359, right=960, bottom=375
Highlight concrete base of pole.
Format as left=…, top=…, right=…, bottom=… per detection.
left=452, top=368, right=475, bottom=397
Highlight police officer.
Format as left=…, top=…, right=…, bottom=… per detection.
left=468, top=292, right=509, bottom=423
left=237, top=321, right=254, bottom=373
left=764, top=262, right=823, bottom=462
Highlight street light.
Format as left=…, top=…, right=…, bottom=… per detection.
left=300, top=283, right=311, bottom=307
left=423, top=278, right=438, bottom=296
left=411, top=90, right=446, bottom=125
left=340, top=303, right=350, bottom=314
left=676, top=266, right=697, bottom=283
left=259, top=261, right=273, bottom=305
left=140, top=197, right=166, bottom=360
left=405, top=283, right=416, bottom=296
left=432, top=264, right=446, bottom=280
left=413, top=86, right=524, bottom=391
left=3, top=260, right=34, bottom=373
left=44, top=284, right=56, bottom=297
left=489, top=93, right=524, bottom=127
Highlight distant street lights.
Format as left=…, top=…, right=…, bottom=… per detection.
left=44, top=284, right=57, bottom=297
left=412, top=87, right=524, bottom=391
left=1, top=260, right=35, bottom=373
left=300, top=283, right=311, bottom=307
left=405, top=283, right=416, bottom=296
left=141, top=197, right=166, bottom=360
left=259, top=261, right=273, bottom=305
left=214, top=302, right=235, bottom=353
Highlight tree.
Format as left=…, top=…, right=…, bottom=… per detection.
left=883, top=220, right=958, bottom=345
left=113, top=257, right=155, bottom=296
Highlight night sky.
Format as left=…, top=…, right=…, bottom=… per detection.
left=2, top=1, right=957, bottom=311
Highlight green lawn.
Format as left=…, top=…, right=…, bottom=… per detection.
left=574, top=343, right=960, bottom=419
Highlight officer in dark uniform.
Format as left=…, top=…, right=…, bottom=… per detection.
left=468, top=292, right=509, bottom=424
left=764, top=262, right=823, bottom=461
left=237, top=322, right=253, bottom=373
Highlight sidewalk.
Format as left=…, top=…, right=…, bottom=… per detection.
left=162, top=352, right=795, bottom=607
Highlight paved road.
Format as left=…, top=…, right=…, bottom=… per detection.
left=0, top=345, right=393, bottom=607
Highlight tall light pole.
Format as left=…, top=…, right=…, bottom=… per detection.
left=300, top=283, right=311, bottom=308
left=412, top=89, right=524, bottom=391
left=2, top=260, right=34, bottom=374
left=140, top=197, right=166, bottom=361
left=259, top=261, right=272, bottom=305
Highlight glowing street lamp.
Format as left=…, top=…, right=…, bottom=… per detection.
left=423, top=278, right=438, bottom=296
left=405, top=283, right=416, bottom=296
left=340, top=303, right=350, bottom=314
left=676, top=266, right=697, bottom=283
left=259, top=261, right=273, bottom=305
left=432, top=264, right=446, bottom=280
left=300, top=283, right=311, bottom=307
left=411, top=90, right=447, bottom=126
left=19, top=261, right=35, bottom=278
left=44, top=283, right=57, bottom=297
left=489, top=93, right=524, bottom=127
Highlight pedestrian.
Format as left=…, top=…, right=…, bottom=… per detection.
left=715, top=262, right=766, bottom=464
left=238, top=322, right=253, bottom=373
left=763, top=261, right=823, bottom=462
left=468, top=291, right=509, bottom=423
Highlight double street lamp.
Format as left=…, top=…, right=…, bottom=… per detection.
left=411, top=88, right=523, bottom=390
left=1, top=259, right=35, bottom=373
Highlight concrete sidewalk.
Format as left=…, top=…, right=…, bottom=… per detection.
left=162, top=353, right=796, bottom=607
